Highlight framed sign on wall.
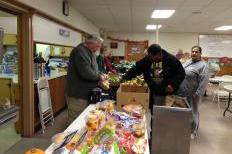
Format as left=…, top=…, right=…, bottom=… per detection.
left=199, top=35, right=232, bottom=57
left=110, top=42, right=118, bottom=49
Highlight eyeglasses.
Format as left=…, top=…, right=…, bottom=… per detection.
left=191, top=50, right=201, bottom=54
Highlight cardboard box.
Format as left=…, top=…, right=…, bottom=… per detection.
left=121, top=84, right=148, bottom=93
left=165, top=95, right=189, bottom=108
left=116, top=86, right=149, bottom=111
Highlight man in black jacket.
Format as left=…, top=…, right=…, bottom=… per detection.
left=122, top=44, right=185, bottom=109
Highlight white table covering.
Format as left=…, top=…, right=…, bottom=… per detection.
left=209, top=76, right=232, bottom=83
left=45, top=104, right=150, bottom=154
left=223, top=85, right=232, bottom=93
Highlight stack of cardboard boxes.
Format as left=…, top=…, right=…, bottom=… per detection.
left=116, top=84, right=149, bottom=111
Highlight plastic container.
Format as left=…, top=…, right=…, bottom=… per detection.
left=25, top=148, right=44, bottom=154
left=51, top=132, right=70, bottom=145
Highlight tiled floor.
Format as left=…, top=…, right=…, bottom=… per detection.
left=5, top=110, right=69, bottom=154
left=0, top=124, right=21, bottom=154
left=190, top=96, right=232, bottom=154
left=4, top=92, right=232, bottom=154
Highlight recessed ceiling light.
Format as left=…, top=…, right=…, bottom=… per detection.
left=146, top=24, right=162, bottom=30
left=151, top=10, right=175, bottom=18
left=215, top=26, right=232, bottom=31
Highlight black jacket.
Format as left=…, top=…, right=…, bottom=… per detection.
left=123, top=49, right=185, bottom=96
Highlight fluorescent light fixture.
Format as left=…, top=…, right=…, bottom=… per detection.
left=151, top=10, right=175, bottom=18
left=214, top=26, right=232, bottom=31
left=199, top=35, right=206, bottom=38
left=146, top=24, right=162, bottom=30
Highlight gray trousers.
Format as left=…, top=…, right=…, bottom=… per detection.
left=188, top=96, right=200, bottom=135
left=66, top=96, right=88, bottom=124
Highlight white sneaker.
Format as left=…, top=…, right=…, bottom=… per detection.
left=191, top=133, right=198, bottom=139
left=191, top=134, right=195, bottom=139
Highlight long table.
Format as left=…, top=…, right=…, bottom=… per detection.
left=209, top=76, right=232, bottom=83
left=223, top=85, right=232, bottom=116
left=45, top=104, right=150, bottom=154
left=209, top=76, right=232, bottom=116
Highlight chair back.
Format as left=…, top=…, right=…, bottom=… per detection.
left=37, top=77, right=54, bottom=133
left=37, top=77, right=52, bottom=113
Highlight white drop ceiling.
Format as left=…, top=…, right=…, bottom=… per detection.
left=69, top=0, right=232, bottom=33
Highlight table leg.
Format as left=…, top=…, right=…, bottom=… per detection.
left=223, top=92, right=231, bottom=116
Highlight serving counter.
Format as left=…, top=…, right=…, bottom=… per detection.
left=34, top=72, right=67, bottom=131
left=0, top=71, right=67, bottom=132
left=0, top=74, right=18, bottom=84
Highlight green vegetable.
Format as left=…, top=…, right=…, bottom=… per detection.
left=93, top=127, right=114, bottom=144
left=113, top=142, right=120, bottom=154
left=120, top=147, right=127, bottom=154
left=81, top=144, right=88, bottom=154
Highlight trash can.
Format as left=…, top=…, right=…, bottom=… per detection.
left=151, top=97, right=192, bottom=154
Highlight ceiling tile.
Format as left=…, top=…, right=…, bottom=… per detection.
left=69, top=0, right=232, bottom=33
left=70, top=0, right=105, bottom=5
left=105, top=0, right=130, bottom=6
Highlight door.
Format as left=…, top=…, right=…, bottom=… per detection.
left=0, top=1, right=34, bottom=137
left=125, top=41, right=148, bottom=61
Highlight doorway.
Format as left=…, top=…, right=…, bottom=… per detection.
left=0, top=1, right=34, bottom=153
left=0, top=9, right=22, bottom=153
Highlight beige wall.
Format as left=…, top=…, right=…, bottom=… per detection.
left=18, top=0, right=99, bottom=34
left=106, top=32, right=156, bottom=57
left=0, top=17, right=17, bottom=34
left=159, top=33, right=199, bottom=54
left=104, top=39, right=125, bottom=56
left=107, top=32, right=199, bottom=56
left=33, top=15, right=82, bottom=46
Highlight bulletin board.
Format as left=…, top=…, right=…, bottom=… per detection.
left=199, top=35, right=232, bottom=57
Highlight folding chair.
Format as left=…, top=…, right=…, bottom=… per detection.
left=212, top=82, right=230, bottom=111
left=37, top=77, right=54, bottom=133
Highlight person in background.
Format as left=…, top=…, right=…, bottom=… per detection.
left=122, top=44, right=185, bottom=110
left=34, top=52, right=46, bottom=63
left=178, top=45, right=209, bottom=138
left=175, top=49, right=184, bottom=60
left=104, top=48, right=117, bottom=74
left=45, top=55, right=51, bottom=67
left=96, top=46, right=107, bottom=73
left=65, top=35, right=107, bottom=123
left=45, top=55, right=52, bottom=76
left=180, top=52, right=191, bottom=64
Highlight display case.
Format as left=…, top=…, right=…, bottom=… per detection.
left=34, top=42, right=73, bottom=71
left=1, top=46, right=17, bottom=74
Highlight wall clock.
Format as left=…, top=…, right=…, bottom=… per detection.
left=63, top=0, right=69, bottom=16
